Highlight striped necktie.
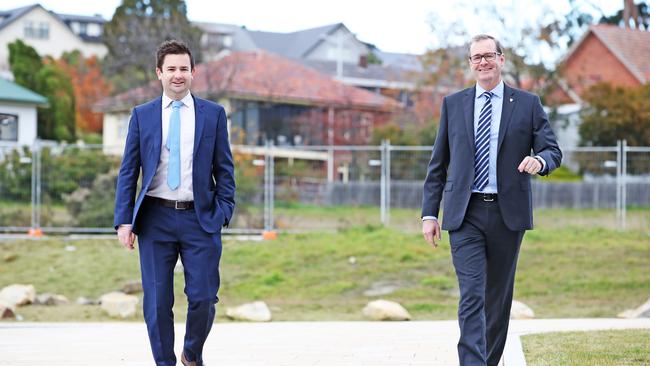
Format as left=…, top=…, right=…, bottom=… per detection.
left=166, top=100, right=183, bottom=190
left=473, top=91, right=492, bottom=191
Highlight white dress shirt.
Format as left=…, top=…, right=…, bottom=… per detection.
left=147, top=92, right=195, bottom=201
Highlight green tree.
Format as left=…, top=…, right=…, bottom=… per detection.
left=579, top=83, right=650, bottom=146
left=8, top=41, right=76, bottom=141
left=35, top=59, right=77, bottom=141
left=103, top=0, right=203, bottom=92
left=8, top=39, right=42, bottom=89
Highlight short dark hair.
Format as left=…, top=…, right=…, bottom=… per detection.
left=156, top=39, right=194, bottom=70
left=468, top=34, right=504, bottom=56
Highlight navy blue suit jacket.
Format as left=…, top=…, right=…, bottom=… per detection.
left=114, top=95, right=235, bottom=234
left=422, top=84, right=561, bottom=231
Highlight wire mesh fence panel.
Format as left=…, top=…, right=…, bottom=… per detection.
left=386, top=146, right=432, bottom=230
left=2, top=142, right=648, bottom=234
left=534, top=147, right=619, bottom=209
left=626, top=148, right=650, bottom=208
left=270, top=146, right=383, bottom=231
left=229, top=147, right=265, bottom=231
left=38, top=144, right=122, bottom=231
left=0, top=145, right=33, bottom=229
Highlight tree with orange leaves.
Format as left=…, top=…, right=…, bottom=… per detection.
left=58, top=50, right=112, bottom=134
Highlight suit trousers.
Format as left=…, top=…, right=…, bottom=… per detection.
left=448, top=195, right=524, bottom=366
left=136, top=197, right=222, bottom=366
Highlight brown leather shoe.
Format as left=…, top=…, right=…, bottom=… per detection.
left=181, top=351, right=197, bottom=366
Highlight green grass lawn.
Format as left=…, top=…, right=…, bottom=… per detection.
left=0, top=208, right=649, bottom=322
left=523, top=329, right=650, bottom=365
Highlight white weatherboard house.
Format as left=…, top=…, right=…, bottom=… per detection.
left=0, top=77, right=47, bottom=146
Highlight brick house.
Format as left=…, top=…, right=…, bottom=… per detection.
left=548, top=24, right=650, bottom=105
left=546, top=24, right=650, bottom=149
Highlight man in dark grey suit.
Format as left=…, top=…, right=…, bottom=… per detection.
left=421, top=34, right=561, bottom=366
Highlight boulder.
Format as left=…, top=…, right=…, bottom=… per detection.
left=100, top=292, right=139, bottom=318
left=362, top=300, right=411, bottom=321
left=618, top=298, right=650, bottom=319
left=226, top=301, right=272, bottom=322
left=0, top=284, right=36, bottom=306
left=510, top=300, right=535, bottom=319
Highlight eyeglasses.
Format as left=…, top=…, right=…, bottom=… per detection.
left=469, top=52, right=502, bottom=64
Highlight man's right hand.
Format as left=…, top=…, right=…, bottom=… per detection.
left=422, top=219, right=441, bottom=249
left=117, top=225, right=136, bottom=250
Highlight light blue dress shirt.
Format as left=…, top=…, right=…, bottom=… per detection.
left=472, top=81, right=504, bottom=194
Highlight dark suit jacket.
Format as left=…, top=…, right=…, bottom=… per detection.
left=422, top=84, right=561, bottom=231
left=114, top=95, right=235, bottom=234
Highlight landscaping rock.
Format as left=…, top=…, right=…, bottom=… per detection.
left=0, top=284, right=36, bottom=306
left=618, top=297, right=650, bottom=319
left=226, top=301, right=272, bottom=322
left=362, top=300, right=411, bottom=321
left=122, top=280, right=143, bottom=294
left=510, top=300, right=535, bottom=319
left=100, top=292, right=139, bottom=318
left=35, top=293, right=69, bottom=306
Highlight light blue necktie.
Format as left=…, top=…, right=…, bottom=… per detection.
left=166, top=100, right=183, bottom=190
left=473, top=91, right=492, bottom=191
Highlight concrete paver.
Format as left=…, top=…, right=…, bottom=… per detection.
left=1, top=319, right=649, bottom=366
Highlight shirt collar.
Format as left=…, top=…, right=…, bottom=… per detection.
left=162, top=92, right=194, bottom=109
left=475, top=80, right=504, bottom=100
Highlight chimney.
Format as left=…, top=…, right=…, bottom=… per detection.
left=358, top=55, right=368, bottom=68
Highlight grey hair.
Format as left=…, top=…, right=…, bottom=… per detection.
left=468, top=34, right=504, bottom=56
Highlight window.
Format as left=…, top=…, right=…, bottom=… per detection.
left=78, top=22, right=87, bottom=35
left=87, top=23, right=101, bottom=37
left=24, top=21, right=49, bottom=39
left=201, top=33, right=232, bottom=51
left=0, top=114, right=18, bottom=141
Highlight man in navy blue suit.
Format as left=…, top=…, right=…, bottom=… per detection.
left=114, top=40, right=235, bottom=366
left=421, top=35, right=561, bottom=366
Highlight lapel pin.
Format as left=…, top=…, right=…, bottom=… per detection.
left=509, top=98, right=514, bottom=102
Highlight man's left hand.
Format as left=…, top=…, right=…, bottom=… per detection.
left=517, top=156, right=542, bottom=175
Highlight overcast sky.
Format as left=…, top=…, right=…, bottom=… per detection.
left=8, top=0, right=623, bottom=59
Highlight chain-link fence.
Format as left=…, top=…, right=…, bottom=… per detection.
left=0, top=140, right=648, bottom=234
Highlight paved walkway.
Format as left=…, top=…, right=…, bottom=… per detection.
left=1, top=319, right=649, bottom=365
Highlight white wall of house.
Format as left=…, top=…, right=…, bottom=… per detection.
left=102, top=111, right=131, bottom=155
left=0, top=6, right=107, bottom=74
left=306, top=27, right=369, bottom=64
left=0, top=102, right=37, bottom=146
left=551, top=103, right=582, bottom=151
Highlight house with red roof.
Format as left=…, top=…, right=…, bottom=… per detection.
left=548, top=24, right=650, bottom=105
left=96, top=50, right=399, bottom=155
left=546, top=24, right=650, bottom=148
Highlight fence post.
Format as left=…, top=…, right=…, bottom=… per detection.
left=622, top=139, right=627, bottom=230
left=263, top=139, right=275, bottom=235
left=380, top=139, right=391, bottom=225
left=385, top=140, right=391, bottom=225
left=29, top=140, right=42, bottom=237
